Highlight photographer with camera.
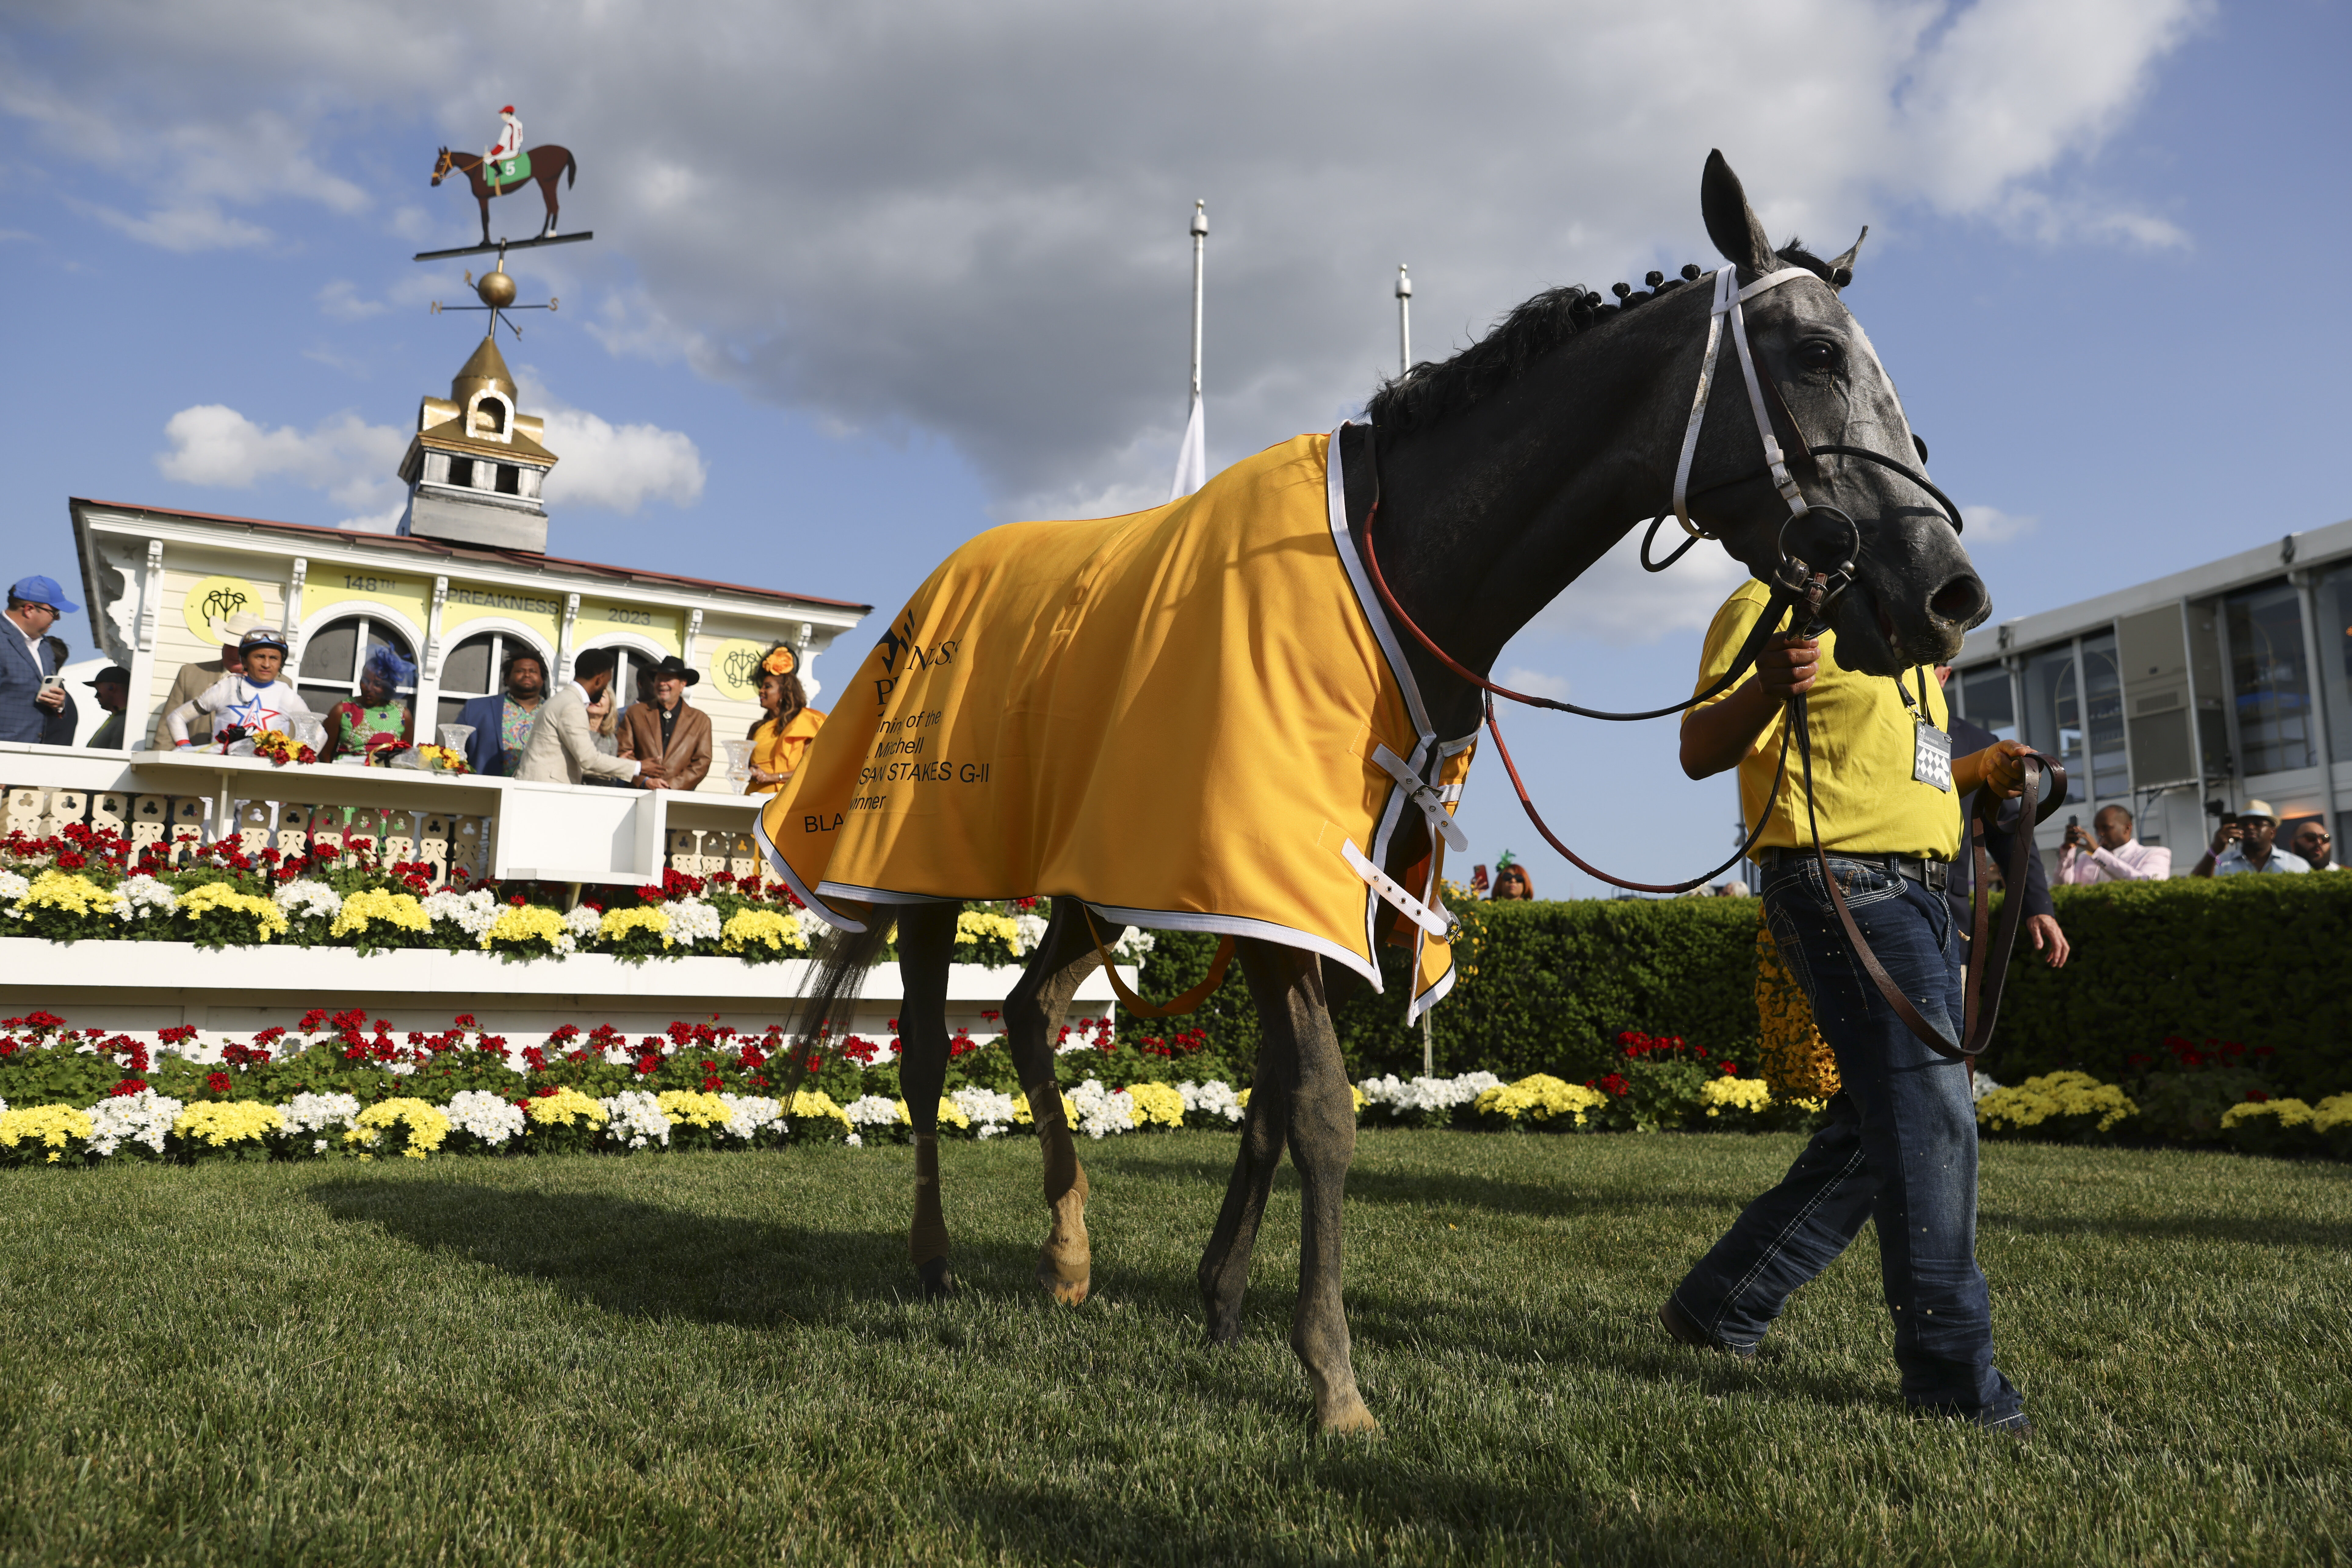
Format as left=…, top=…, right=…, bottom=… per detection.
left=2191, top=801, right=2307, bottom=877
left=2058, top=805, right=2170, bottom=882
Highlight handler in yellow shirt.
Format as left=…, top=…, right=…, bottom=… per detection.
left=1660, top=579, right=2037, bottom=1435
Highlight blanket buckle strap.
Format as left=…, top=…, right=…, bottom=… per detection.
left=1368, top=743, right=1469, bottom=854
left=1340, top=838, right=1459, bottom=943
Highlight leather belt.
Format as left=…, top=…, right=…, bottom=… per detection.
left=1758, top=847, right=1949, bottom=893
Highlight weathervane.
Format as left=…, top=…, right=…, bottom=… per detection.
left=417, top=103, right=593, bottom=261
left=428, top=246, right=558, bottom=340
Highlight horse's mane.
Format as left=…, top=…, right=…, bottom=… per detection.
left=1366, top=242, right=1836, bottom=437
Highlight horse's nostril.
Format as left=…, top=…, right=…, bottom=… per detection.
left=1929, top=575, right=1985, bottom=623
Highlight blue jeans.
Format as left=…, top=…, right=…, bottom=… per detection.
left=1671, top=853, right=2023, bottom=1425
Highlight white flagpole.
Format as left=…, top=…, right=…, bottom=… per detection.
left=1171, top=199, right=1209, bottom=500
left=1395, top=263, right=1412, bottom=378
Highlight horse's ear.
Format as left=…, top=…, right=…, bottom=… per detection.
left=1700, top=150, right=1776, bottom=280
left=1826, top=226, right=1869, bottom=289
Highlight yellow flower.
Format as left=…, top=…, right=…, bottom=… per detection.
left=2313, top=1093, right=2352, bottom=1136
left=1698, top=1076, right=1774, bottom=1118
left=173, top=1101, right=286, bottom=1147
left=1754, top=912, right=1838, bottom=1100
left=598, top=905, right=672, bottom=946
left=955, top=910, right=1023, bottom=955
left=1474, top=1074, right=1608, bottom=1127
left=0, top=1104, right=93, bottom=1155
left=345, top=1098, right=451, bottom=1158
left=2220, top=1098, right=2315, bottom=1131
left=1013, top=1091, right=1079, bottom=1128
left=181, top=882, right=290, bottom=940
left=1976, top=1071, right=2137, bottom=1136
left=657, top=1090, right=734, bottom=1130
left=482, top=903, right=569, bottom=951
left=15, top=871, right=112, bottom=917
left=721, top=907, right=807, bottom=954
left=890, top=1095, right=974, bottom=1131
left=787, top=1088, right=853, bottom=1131
left=523, top=1087, right=606, bottom=1128
left=329, top=888, right=430, bottom=938
left=1125, top=1081, right=1186, bottom=1129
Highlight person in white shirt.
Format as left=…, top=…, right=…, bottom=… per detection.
left=513, top=646, right=646, bottom=787
left=2192, top=800, right=2309, bottom=877
left=2057, top=805, right=2172, bottom=883
left=165, top=628, right=314, bottom=746
left=489, top=106, right=522, bottom=166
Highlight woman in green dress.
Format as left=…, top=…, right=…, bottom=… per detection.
left=322, top=644, right=414, bottom=761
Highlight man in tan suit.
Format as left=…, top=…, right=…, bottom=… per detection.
left=149, top=611, right=262, bottom=748
left=619, top=655, right=712, bottom=792
left=514, top=647, right=645, bottom=787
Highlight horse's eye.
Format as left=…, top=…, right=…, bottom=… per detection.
left=1796, top=340, right=1840, bottom=373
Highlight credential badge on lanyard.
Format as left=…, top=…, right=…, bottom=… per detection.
left=1913, top=720, right=1952, bottom=792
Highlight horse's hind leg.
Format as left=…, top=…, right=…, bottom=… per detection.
left=1198, top=1034, right=1285, bottom=1345
left=1002, top=901, right=1116, bottom=1304
left=1236, top=940, right=1375, bottom=1435
left=896, top=901, right=959, bottom=1298
left=540, top=175, right=559, bottom=237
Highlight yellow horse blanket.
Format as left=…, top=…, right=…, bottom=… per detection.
left=757, top=428, right=1474, bottom=1017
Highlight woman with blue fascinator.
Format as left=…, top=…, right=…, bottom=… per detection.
left=323, top=643, right=416, bottom=761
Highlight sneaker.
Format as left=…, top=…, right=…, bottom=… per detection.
left=1658, top=1297, right=1757, bottom=1360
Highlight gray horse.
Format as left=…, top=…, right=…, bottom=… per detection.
left=789, top=151, right=1987, bottom=1435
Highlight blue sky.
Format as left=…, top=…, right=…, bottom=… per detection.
left=4, top=0, right=2346, bottom=895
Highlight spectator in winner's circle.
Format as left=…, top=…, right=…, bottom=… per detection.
left=2290, top=820, right=2341, bottom=871
left=2058, top=804, right=2171, bottom=882
left=744, top=644, right=827, bottom=794
left=151, top=610, right=262, bottom=748
left=620, top=655, right=711, bottom=793
left=320, top=645, right=415, bottom=762
left=1661, top=582, right=2038, bottom=1435
left=2, top=575, right=77, bottom=745
left=1487, top=855, right=1534, bottom=900
left=85, top=665, right=130, bottom=750
left=515, top=647, right=643, bottom=787
left=1938, top=667, right=2068, bottom=968
left=455, top=650, right=548, bottom=775
left=2192, top=800, right=2308, bottom=876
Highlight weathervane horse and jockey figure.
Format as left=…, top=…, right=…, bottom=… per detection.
left=766, top=152, right=1991, bottom=1435
left=433, top=106, right=576, bottom=246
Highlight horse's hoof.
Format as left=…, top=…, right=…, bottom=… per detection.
left=1035, top=1257, right=1090, bottom=1305
left=917, top=1256, right=955, bottom=1299
left=1317, top=1394, right=1379, bottom=1436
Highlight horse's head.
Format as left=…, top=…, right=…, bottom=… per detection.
left=432, top=147, right=452, bottom=186
left=1682, top=152, right=1987, bottom=675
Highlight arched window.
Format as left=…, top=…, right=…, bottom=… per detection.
left=296, top=614, right=417, bottom=716
left=576, top=639, right=663, bottom=715
left=436, top=629, right=551, bottom=730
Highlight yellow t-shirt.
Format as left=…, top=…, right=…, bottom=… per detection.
left=1687, top=580, right=1957, bottom=858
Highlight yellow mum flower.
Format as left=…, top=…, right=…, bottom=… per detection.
left=656, top=1090, right=734, bottom=1131
left=721, top=907, right=807, bottom=954
left=15, top=871, right=112, bottom=916
left=599, top=905, right=672, bottom=945
left=2220, top=1098, right=2315, bottom=1132
left=482, top=903, right=569, bottom=951
left=181, top=882, right=290, bottom=940
left=173, top=1101, right=287, bottom=1148
left=345, top=1098, right=452, bottom=1159
left=889, top=1095, right=974, bottom=1131
left=1125, top=1081, right=1186, bottom=1130
left=1976, top=1071, right=2137, bottom=1136
left=1474, top=1074, right=1608, bottom=1127
left=1699, top=1075, right=1774, bottom=1118
left=2313, top=1094, right=2352, bottom=1136
left=329, top=888, right=430, bottom=938
left=523, top=1087, right=607, bottom=1127
left=0, top=1104, right=93, bottom=1155
left=1012, top=1091, right=1079, bottom=1129
left=787, top=1088, right=854, bottom=1131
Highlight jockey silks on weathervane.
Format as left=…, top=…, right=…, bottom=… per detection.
left=428, top=104, right=586, bottom=254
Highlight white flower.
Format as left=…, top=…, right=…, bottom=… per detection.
left=1112, top=927, right=1158, bottom=961
left=716, top=1093, right=785, bottom=1143
left=85, top=1089, right=182, bottom=1157
left=948, top=1085, right=1020, bottom=1137
left=842, top=1094, right=903, bottom=1131
left=278, top=1092, right=361, bottom=1136
left=1013, top=912, right=1049, bottom=954
left=1356, top=1072, right=1500, bottom=1118
left=660, top=898, right=724, bottom=948
left=597, top=1090, right=671, bottom=1150
left=113, top=874, right=181, bottom=922
left=1068, top=1077, right=1138, bottom=1139
left=0, top=869, right=29, bottom=901
left=443, top=1089, right=525, bottom=1148
left=1178, top=1078, right=1245, bottom=1124
left=272, top=879, right=341, bottom=921
left=1970, top=1070, right=2003, bottom=1103
left=423, top=887, right=502, bottom=938
left=563, top=905, right=603, bottom=940
left=845, top=1132, right=863, bottom=1147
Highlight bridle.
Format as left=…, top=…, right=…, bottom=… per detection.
left=1357, top=262, right=2063, bottom=1063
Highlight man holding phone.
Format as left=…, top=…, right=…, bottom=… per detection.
left=2, top=575, right=78, bottom=745
left=2192, top=802, right=2308, bottom=876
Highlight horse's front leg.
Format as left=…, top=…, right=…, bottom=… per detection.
left=1002, top=901, right=1113, bottom=1304
left=1197, top=1032, right=1285, bottom=1345
left=895, top=901, right=959, bottom=1298
left=1237, top=940, right=1375, bottom=1435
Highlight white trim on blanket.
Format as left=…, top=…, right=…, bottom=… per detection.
left=1080, top=902, right=1379, bottom=989
left=753, top=810, right=868, bottom=934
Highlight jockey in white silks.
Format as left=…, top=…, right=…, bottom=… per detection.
left=488, top=106, right=522, bottom=169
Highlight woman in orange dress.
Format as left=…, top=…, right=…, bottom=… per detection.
left=744, top=644, right=826, bottom=794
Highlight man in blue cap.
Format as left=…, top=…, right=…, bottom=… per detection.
left=2, top=575, right=79, bottom=745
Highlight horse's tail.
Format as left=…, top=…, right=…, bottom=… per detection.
left=778, top=912, right=891, bottom=1103
left=565, top=148, right=577, bottom=188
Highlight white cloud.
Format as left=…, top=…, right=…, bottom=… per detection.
left=1526, top=525, right=1753, bottom=645
left=76, top=201, right=271, bottom=252
left=316, top=280, right=388, bottom=321
left=1498, top=666, right=1572, bottom=701
left=19, top=0, right=2207, bottom=508
left=157, top=405, right=405, bottom=510
left=1961, top=504, right=2039, bottom=544
left=514, top=371, right=706, bottom=513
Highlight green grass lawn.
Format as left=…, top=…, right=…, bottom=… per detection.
left=1, top=1131, right=2345, bottom=1566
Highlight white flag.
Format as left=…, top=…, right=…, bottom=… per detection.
left=1169, top=391, right=1206, bottom=500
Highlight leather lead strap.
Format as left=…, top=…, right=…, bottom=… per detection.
left=1082, top=907, right=1235, bottom=1019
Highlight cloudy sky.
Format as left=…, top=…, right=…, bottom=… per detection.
left=5, top=0, right=2348, bottom=894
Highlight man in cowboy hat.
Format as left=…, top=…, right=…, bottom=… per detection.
left=2192, top=800, right=2309, bottom=876
left=619, top=655, right=711, bottom=793
left=150, top=610, right=265, bottom=749
left=2, top=575, right=78, bottom=745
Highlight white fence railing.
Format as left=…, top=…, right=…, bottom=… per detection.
left=0, top=742, right=769, bottom=889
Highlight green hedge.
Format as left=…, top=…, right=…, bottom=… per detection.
left=1122, top=877, right=2352, bottom=1099
left=1986, top=874, right=2352, bottom=1100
